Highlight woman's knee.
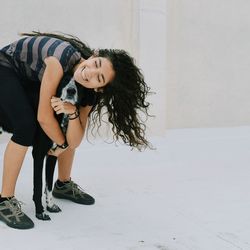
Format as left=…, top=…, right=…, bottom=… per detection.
left=11, top=119, right=37, bottom=146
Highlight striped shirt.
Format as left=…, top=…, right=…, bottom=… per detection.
left=0, top=36, right=81, bottom=81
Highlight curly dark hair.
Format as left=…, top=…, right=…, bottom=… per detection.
left=21, top=31, right=152, bottom=150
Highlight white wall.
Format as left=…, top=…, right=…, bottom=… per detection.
left=0, top=0, right=163, bottom=140
left=138, top=0, right=167, bottom=135
left=0, top=0, right=166, bottom=137
left=0, top=0, right=133, bottom=50
left=136, top=0, right=250, bottom=131
left=3, top=0, right=248, bottom=136
left=166, top=0, right=250, bottom=128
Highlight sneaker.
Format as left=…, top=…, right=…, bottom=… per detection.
left=0, top=197, right=34, bottom=229
left=52, top=180, right=95, bottom=205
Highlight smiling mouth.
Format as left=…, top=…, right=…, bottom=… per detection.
left=81, top=66, right=88, bottom=81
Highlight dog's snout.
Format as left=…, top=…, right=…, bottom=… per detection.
left=67, top=88, right=76, bottom=96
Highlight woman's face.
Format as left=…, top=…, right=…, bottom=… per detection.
left=73, top=56, right=115, bottom=91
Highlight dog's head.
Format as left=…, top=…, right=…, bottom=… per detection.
left=57, top=76, right=78, bottom=105
left=56, top=74, right=98, bottom=108
left=60, top=78, right=78, bottom=104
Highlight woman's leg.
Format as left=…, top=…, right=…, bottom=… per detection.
left=53, top=148, right=95, bottom=205
left=1, top=141, right=28, bottom=197
left=0, top=66, right=36, bottom=197
left=57, top=147, right=75, bottom=181
left=0, top=66, right=36, bottom=229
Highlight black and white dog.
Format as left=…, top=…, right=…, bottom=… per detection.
left=32, top=76, right=80, bottom=220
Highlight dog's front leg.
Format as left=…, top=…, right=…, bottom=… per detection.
left=32, top=145, right=51, bottom=221
left=45, top=155, right=61, bottom=213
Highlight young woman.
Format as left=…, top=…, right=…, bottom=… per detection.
left=0, top=31, right=151, bottom=229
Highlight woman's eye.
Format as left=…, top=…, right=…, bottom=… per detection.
left=95, top=61, right=98, bottom=68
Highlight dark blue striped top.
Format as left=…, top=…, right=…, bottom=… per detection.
left=0, top=36, right=81, bottom=81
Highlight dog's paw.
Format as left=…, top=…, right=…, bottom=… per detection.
left=47, top=204, right=62, bottom=213
left=36, top=212, right=51, bottom=221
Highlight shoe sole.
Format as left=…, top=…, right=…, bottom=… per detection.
left=52, top=192, right=95, bottom=205
left=0, top=217, right=34, bottom=229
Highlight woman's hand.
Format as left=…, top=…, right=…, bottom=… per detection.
left=51, top=96, right=77, bottom=115
left=48, top=146, right=68, bottom=157
left=48, top=140, right=69, bottom=157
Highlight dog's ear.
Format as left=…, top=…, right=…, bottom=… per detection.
left=75, top=82, right=84, bottom=104
left=56, top=74, right=72, bottom=97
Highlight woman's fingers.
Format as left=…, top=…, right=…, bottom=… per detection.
left=51, top=96, right=66, bottom=114
left=51, top=97, right=64, bottom=112
left=56, top=109, right=63, bottom=114
left=51, top=97, right=76, bottom=115
left=54, top=104, right=66, bottom=114
left=51, top=97, right=62, bottom=106
left=51, top=96, right=60, bottom=100
left=53, top=108, right=60, bottom=114
left=48, top=147, right=68, bottom=157
left=51, top=97, right=60, bottom=103
left=51, top=100, right=62, bottom=106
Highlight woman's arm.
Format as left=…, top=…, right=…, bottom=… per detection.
left=50, top=97, right=92, bottom=149
left=37, top=56, right=65, bottom=145
left=66, top=105, right=92, bottom=148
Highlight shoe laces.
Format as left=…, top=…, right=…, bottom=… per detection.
left=69, top=181, right=86, bottom=197
left=8, top=198, right=25, bottom=218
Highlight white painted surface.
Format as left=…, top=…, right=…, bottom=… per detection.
left=0, top=0, right=165, bottom=136
left=0, top=0, right=133, bottom=51
left=1, top=0, right=250, bottom=132
left=166, top=0, right=250, bottom=128
left=1, top=126, right=250, bottom=249
left=138, top=0, right=167, bottom=135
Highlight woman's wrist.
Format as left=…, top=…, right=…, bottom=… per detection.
left=51, top=140, right=69, bottom=152
left=68, top=108, right=80, bottom=120
left=67, top=106, right=78, bottom=115
left=57, top=141, right=69, bottom=149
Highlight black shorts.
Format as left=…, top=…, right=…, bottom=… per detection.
left=0, top=65, right=40, bottom=146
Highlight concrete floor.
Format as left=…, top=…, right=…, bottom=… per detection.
left=0, top=126, right=250, bottom=250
